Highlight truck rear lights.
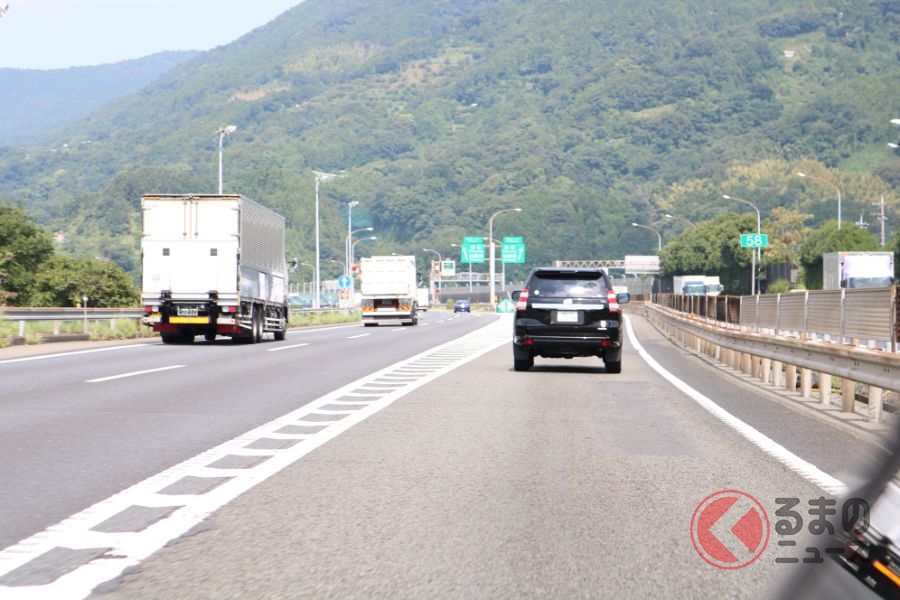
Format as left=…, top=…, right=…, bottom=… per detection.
left=221, top=306, right=236, bottom=313
left=144, top=305, right=158, bottom=313
left=516, top=289, right=529, bottom=311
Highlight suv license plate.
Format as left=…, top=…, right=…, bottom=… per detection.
left=555, top=310, right=579, bottom=323
left=177, top=306, right=199, bottom=317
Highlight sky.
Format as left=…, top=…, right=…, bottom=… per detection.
left=0, top=0, right=305, bottom=70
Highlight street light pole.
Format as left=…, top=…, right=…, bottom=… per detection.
left=423, top=248, right=442, bottom=305
left=217, top=125, right=236, bottom=194
left=488, top=208, right=523, bottom=310
left=312, top=170, right=338, bottom=310
left=347, top=227, right=374, bottom=273
left=631, top=222, right=662, bottom=251
left=352, top=236, right=377, bottom=264
left=797, top=172, right=842, bottom=229
left=664, top=213, right=694, bottom=227
left=723, top=194, right=762, bottom=295
left=450, top=244, right=473, bottom=295
left=346, top=201, right=359, bottom=276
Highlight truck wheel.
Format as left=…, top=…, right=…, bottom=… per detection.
left=252, top=308, right=263, bottom=344
left=274, top=327, right=286, bottom=341
left=605, top=360, right=622, bottom=374
left=204, top=331, right=216, bottom=342
left=161, top=333, right=178, bottom=345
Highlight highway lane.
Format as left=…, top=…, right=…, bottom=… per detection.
left=0, top=310, right=493, bottom=550
left=64, top=313, right=882, bottom=599
left=1, top=310, right=887, bottom=598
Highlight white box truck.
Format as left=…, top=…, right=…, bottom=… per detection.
left=141, top=194, right=289, bottom=344
left=703, top=276, right=724, bottom=296
left=673, top=275, right=707, bottom=295
left=823, top=251, right=895, bottom=289
left=360, top=255, right=419, bottom=326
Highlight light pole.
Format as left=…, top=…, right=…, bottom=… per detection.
left=451, top=244, right=474, bottom=295
left=217, top=125, right=237, bottom=194
left=723, top=194, right=762, bottom=295
left=631, top=223, right=662, bottom=251
left=664, top=213, right=694, bottom=227
left=296, top=261, right=313, bottom=295
left=312, top=170, right=339, bottom=309
left=352, top=236, right=377, bottom=265
left=346, top=201, right=359, bottom=276
left=347, top=227, right=374, bottom=273
left=488, top=208, right=523, bottom=309
left=327, top=258, right=345, bottom=275
left=797, top=172, right=842, bottom=229
left=423, top=248, right=442, bottom=305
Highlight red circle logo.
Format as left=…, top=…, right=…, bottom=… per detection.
left=690, top=490, right=770, bottom=569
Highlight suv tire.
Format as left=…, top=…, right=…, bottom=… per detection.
left=513, top=345, right=534, bottom=371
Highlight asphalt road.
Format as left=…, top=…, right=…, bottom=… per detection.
left=29, top=312, right=881, bottom=598
left=0, top=311, right=492, bottom=551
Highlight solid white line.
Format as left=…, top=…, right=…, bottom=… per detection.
left=347, top=334, right=370, bottom=339
left=625, top=316, right=847, bottom=495
left=266, top=343, right=309, bottom=352
left=86, top=365, right=185, bottom=383
left=0, top=343, right=152, bottom=365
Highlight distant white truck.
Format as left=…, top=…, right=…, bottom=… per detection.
left=823, top=251, right=895, bottom=289
left=360, top=255, right=419, bottom=326
left=416, top=287, right=430, bottom=311
left=704, top=276, right=724, bottom=296
left=673, top=275, right=707, bottom=296
left=141, top=194, right=289, bottom=344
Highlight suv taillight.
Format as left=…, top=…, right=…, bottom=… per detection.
left=516, top=289, right=529, bottom=311
left=607, top=289, right=620, bottom=312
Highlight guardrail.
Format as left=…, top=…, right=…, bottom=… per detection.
left=653, top=287, right=898, bottom=352
left=0, top=306, right=356, bottom=340
left=644, top=298, right=900, bottom=424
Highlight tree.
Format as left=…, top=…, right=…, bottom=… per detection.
left=29, top=255, right=139, bottom=307
left=0, top=251, right=15, bottom=306
left=660, top=213, right=757, bottom=294
left=796, top=222, right=880, bottom=289
left=0, top=201, right=55, bottom=305
left=762, top=206, right=813, bottom=264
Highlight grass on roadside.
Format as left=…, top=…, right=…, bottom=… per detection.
left=289, top=310, right=360, bottom=328
left=0, top=312, right=360, bottom=347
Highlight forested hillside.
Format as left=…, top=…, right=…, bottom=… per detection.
left=1, top=0, right=899, bottom=292
left=0, top=51, right=200, bottom=147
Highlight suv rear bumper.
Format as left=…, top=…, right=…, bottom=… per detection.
left=514, top=333, right=620, bottom=356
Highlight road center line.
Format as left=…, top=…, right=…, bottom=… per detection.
left=267, top=343, right=310, bottom=352
left=347, top=334, right=370, bottom=339
left=86, top=365, right=185, bottom=383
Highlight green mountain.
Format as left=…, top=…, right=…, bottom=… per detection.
left=0, top=0, right=899, bottom=283
left=0, top=51, right=201, bottom=147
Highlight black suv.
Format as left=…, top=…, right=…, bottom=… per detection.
left=511, top=267, right=630, bottom=372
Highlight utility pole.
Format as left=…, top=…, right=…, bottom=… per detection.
left=872, top=195, right=887, bottom=247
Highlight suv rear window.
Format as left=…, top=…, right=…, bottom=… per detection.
left=528, top=271, right=608, bottom=299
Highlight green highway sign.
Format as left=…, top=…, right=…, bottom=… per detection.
left=459, top=236, right=485, bottom=264
left=501, top=236, right=525, bottom=264
left=740, top=233, right=769, bottom=248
